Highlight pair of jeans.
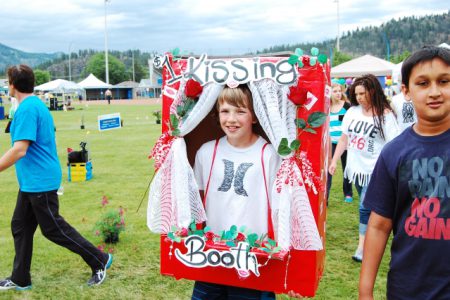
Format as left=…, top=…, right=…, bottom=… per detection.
left=192, top=281, right=275, bottom=300
left=354, top=180, right=370, bottom=235
left=327, top=143, right=353, bottom=202
left=10, top=190, right=108, bottom=286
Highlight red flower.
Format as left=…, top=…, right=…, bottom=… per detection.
left=101, top=195, right=109, bottom=207
left=288, top=83, right=308, bottom=106
left=236, top=232, right=246, bottom=242
left=185, top=79, right=203, bottom=98
left=178, top=228, right=188, bottom=237
left=204, top=231, right=216, bottom=241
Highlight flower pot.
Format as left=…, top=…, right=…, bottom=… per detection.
left=104, top=232, right=120, bottom=244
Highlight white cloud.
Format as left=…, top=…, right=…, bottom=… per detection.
left=1, top=0, right=448, bottom=54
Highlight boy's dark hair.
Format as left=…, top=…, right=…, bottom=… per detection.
left=349, top=74, right=392, bottom=140
left=7, top=64, right=35, bottom=93
left=401, top=46, right=450, bottom=87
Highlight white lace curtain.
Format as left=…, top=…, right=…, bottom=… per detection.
left=147, top=78, right=322, bottom=250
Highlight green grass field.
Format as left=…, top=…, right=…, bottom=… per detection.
left=0, top=103, right=390, bottom=299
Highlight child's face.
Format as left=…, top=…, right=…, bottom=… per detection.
left=332, top=86, right=343, bottom=101
left=403, top=57, right=450, bottom=125
left=218, top=100, right=255, bottom=144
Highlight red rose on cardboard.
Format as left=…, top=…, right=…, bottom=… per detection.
left=177, top=228, right=188, bottom=237
left=236, top=232, right=246, bottom=242
left=185, top=79, right=203, bottom=98
left=288, top=82, right=308, bottom=106
left=204, top=231, right=216, bottom=241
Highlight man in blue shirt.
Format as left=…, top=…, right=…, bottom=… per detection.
left=0, top=65, right=112, bottom=291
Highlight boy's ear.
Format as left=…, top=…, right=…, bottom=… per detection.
left=401, top=84, right=411, bottom=101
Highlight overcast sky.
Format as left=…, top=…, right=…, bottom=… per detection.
left=2, top=0, right=448, bottom=55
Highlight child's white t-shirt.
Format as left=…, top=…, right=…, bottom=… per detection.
left=342, top=105, right=400, bottom=186
left=194, top=136, right=280, bottom=236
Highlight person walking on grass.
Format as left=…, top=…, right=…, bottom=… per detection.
left=105, top=89, right=112, bottom=104
left=0, top=65, right=112, bottom=291
left=329, top=74, right=400, bottom=263
left=327, top=82, right=353, bottom=206
left=359, top=46, right=450, bottom=300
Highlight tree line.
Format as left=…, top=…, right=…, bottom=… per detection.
left=257, top=11, right=449, bottom=66
left=33, top=11, right=449, bottom=85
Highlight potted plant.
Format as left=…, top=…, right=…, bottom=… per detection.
left=153, top=110, right=162, bottom=124
left=94, top=207, right=125, bottom=243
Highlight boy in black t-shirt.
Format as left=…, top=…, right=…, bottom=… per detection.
left=359, top=46, right=450, bottom=299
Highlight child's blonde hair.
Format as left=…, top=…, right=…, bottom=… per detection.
left=216, top=84, right=256, bottom=120
left=331, top=83, right=348, bottom=105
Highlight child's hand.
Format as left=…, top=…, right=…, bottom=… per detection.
left=329, top=161, right=337, bottom=175
left=287, top=290, right=304, bottom=299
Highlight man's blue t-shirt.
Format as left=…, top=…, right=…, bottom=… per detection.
left=365, top=127, right=450, bottom=300
left=11, top=95, right=61, bottom=192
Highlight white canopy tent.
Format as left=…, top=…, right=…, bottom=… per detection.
left=331, top=54, right=396, bottom=78
left=78, top=73, right=112, bottom=89
left=34, top=79, right=84, bottom=93
left=35, top=79, right=85, bottom=108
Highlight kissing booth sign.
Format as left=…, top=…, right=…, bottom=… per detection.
left=147, top=49, right=330, bottom=296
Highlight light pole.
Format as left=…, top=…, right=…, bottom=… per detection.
left=68, top=42, right=73, bottom=81
left=334, top=0, right=340, bottom=52
left=104, top=0, right=111, bottom=84
left=382, top=32, right=390, bottom=61
left=132, top=50, right=136, bottom=82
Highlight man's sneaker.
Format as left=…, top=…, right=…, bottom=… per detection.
left=87, top=254, right=113, bottom=286
left=352, top=248, right=363, bottom=262
left=0, top=278, right=32, bottom=291
left=344, top=196, right=353, bottom=203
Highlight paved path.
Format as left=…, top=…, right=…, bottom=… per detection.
left=81, top=98, right=162, bottom=105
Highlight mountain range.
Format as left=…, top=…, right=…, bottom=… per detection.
left=0, top=43, right=61, bottom=72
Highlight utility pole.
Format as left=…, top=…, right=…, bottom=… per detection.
left=334, top=0, right=340, bottom=52
left=132, top=50, right=136, bottom=82
left=104, top=0, right=111, bottom=84
left=68, top=42, right=73, bottom=81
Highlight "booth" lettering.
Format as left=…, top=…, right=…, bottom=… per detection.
left=174, top=235, right=260, bottom=277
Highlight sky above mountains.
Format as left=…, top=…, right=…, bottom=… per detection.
left=3, top=0, right=448, bottom=55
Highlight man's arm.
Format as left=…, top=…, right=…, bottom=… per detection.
left=359, top=212, right=392, bottom=300
left=0, top=140, right=30, bottom=172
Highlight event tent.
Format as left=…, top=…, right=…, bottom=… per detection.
left=78, top=73, right=112, bottom=89
left=34, top=79, right=84, bottom=93
left=331, top=54, right=396, bottom=78
left=78, top=74, right=113, bottom=100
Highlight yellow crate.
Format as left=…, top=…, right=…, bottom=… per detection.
left=68, top=162, right=92, bottom=182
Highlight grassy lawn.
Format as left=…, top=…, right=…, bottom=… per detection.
left=0, top=102, right=390, bottom=299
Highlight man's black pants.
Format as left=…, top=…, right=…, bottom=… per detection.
left=10, top=190, right=107, bottom=286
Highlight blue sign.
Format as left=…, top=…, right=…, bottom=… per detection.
left=98, top=113, right=121, bottom=131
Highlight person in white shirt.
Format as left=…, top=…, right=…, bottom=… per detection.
left=391, top=91, right=417, bottom=132
left=192, top=84, right=280, bottom=299
left=329, top=74, right=400, bottom=262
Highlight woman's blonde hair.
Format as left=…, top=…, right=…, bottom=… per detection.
left=331, top=83, right=348, bottom=105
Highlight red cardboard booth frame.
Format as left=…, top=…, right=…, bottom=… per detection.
left=156, top=53, right=329, bottom=297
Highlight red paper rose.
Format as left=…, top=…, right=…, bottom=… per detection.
left=178, top=228, right=188, bottom=237
left=185, top=79, right=203, bottom=98
left=288, top=83, right=308, bottom=106
left=204, top=231, right=216, bottom=241
left=236, top=232, right=246, bottom=242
